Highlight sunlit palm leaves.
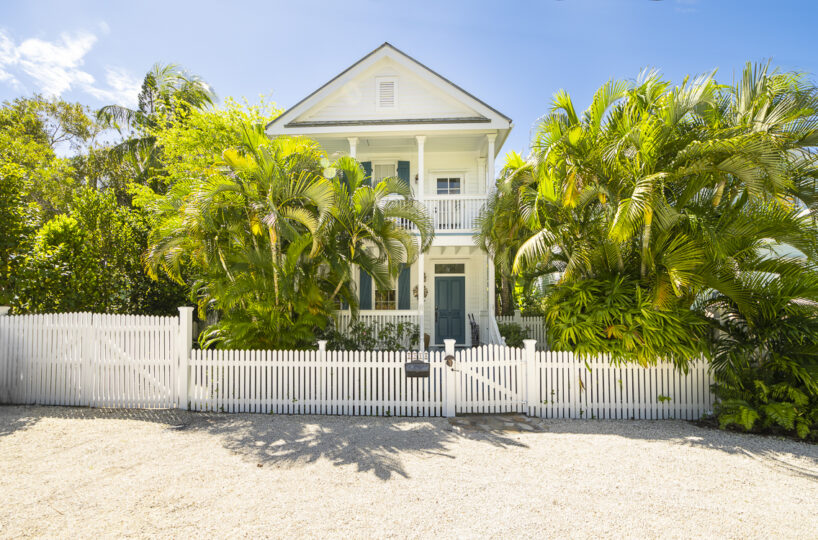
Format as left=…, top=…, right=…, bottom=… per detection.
left=480, top=62, right=818, bottom=364
left=144, top=128, right=433, bottom=349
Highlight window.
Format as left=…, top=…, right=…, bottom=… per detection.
left=435, top=263, right=465, bottom=274
left=374, top=289, right=396, bottom=310
left=373, top=163, right=396, bottom=183
left=376, top=77, right=397, bottom=109
left=436, top=177, right=461, bottom=195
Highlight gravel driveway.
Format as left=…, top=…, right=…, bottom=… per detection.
left=0, top=406, right=816, bottom=538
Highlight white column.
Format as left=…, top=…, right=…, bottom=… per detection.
left=347, top=137, right=358, bottom=159
left=486, top=133, right=497, bottom=193
left=488, top=253, right=496, bottom=322
left=486, top=133, right=497, bottom=327
left=416, top=135, right=426, bottom=352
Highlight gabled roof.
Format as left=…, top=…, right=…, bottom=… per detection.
left=266, top=42, right=511, bottom=132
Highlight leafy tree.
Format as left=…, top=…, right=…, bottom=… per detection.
left=0, top=95, right=101, bottom=304
left=141, top=119, right=433, bottom=349
left=14, top=188, right=186, bottom=314
left=97, top=62, right=216, bottom=193
left=480, top=63, right=818, bottom=367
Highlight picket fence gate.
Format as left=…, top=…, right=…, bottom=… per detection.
left=0, top=308, right=715, bottom=419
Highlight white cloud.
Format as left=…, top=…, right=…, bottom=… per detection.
left=0, top=28, right=140, bottom=106
left=15, top=31, right=97, bottom=96
left=84, top=67, right=141, bottom=107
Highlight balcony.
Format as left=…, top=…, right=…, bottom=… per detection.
left=393, top=195, right=487, bottom=232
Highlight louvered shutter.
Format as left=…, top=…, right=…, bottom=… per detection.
left=359, top=268, right=372, bottom=310
left=398, top=265, right=411, bottom=310
left=361, top=161, right=372, bottom=187
left=397, top=161, right=410, bottom=188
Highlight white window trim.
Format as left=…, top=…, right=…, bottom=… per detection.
left=375, top=77, right=398, bottom=111
left=434, top=173, right=465, bottom=195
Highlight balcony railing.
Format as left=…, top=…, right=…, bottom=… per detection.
left=391, top=195, right=487, bottom=231
left=334, top=310, right=421, bottom=349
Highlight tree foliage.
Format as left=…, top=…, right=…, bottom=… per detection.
left=140, top=118, right=433, bottom=349
left=479, top=62, right=818, bottom=369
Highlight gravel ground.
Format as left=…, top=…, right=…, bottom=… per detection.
left=0, top=406, right=816, bottom=539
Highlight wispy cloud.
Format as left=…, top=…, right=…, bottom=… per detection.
left=84, top=67, right=142, bottom=106
left=0, top=28, right=140, bottom=106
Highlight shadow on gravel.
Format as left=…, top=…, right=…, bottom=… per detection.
left=541, top=419, right=818, bottom=481
left=0, top=405, right=526, bottom=480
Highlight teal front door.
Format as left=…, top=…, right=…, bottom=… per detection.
left=435, top=276, right=465, bottom=345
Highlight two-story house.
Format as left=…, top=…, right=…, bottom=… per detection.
left=266, top=43, right=512, bottom=350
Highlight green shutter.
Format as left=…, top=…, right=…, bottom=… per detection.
left=359, top=268, right=372, bottom=310
left=397, top=161, right=410, bottom=187
left=361, top=161, right=372, bottom=186
left=398, top=265, right=411, bottom=310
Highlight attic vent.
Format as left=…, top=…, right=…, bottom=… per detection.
left=376, top=77, right=397, bottom=109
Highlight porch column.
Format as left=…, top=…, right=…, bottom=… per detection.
left=416, top=135, right=426, bottom=352
left=486, top=133, right=496, bottom=194
left=347, top=137, right=358, bottom=159
left=486, top=133, right=497, bottom=325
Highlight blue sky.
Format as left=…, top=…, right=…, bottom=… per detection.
left=0, top=0, right=815, bottom=155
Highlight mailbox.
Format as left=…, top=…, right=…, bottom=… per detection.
left=405, top=360, right=430, bottom=378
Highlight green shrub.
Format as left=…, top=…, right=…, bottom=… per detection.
left=320, top=320, right=419, bottom=351
left=708, top=272, right=818, bottom=441
left=498, top=322, right=529, bottom=348
left=543, top=275, right=707, bottom=368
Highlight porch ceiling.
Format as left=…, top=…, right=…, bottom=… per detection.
left=314, top=133, right=488, bottom=157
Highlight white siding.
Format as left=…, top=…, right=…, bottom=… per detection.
left=297, top=58, right=482, bottom=123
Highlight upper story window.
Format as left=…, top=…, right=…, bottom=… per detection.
left=376, top=77, right=397, bottom=110
left=436, top=177, right=461, bottom=195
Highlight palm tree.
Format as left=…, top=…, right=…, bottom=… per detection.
left=144, top=125, right=433, bottom=348
left=481, top=63, right=818, bottom=363
left=323, top=156, right=434, bottom=310
left=96, top=63, right=216, bottom=191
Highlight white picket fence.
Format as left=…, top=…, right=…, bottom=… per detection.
left=0, top=309, right=715, bottom=419
left=497, top=311, right=547, bottom=348
left=0, top=311, right=186, bottom=408
left=188, top=349, right=444, bottom=416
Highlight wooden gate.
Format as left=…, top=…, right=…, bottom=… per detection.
left=91, top=314, right=179, bottom=408
left=0, top=312, right=182, bottom=408
left=454, top=345, right=525, bottom=414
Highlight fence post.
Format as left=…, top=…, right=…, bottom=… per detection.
left=523, top=339, right=537, bottom=416
left=0, top=307, right=7, bottom=403
left=514, top=309, right=522, bottom=325
left=178, top=307, right=194, bottom=410
left=443, top=339, right=457, bottom=417
left=317, top=340, right=327, bottom=414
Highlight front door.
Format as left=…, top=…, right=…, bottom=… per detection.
left=435, top=276, right=465, bottom=345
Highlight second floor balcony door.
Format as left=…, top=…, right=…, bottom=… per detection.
left=436, top=177, right=461, bottom=230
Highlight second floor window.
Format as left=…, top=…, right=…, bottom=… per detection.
left=437, top=177, right=461, bottom=195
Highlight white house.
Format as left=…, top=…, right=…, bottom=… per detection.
left=266, top=43, right=512, bottom=350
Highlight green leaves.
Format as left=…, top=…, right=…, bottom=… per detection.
left=480, top=62, right=818, bottom=386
